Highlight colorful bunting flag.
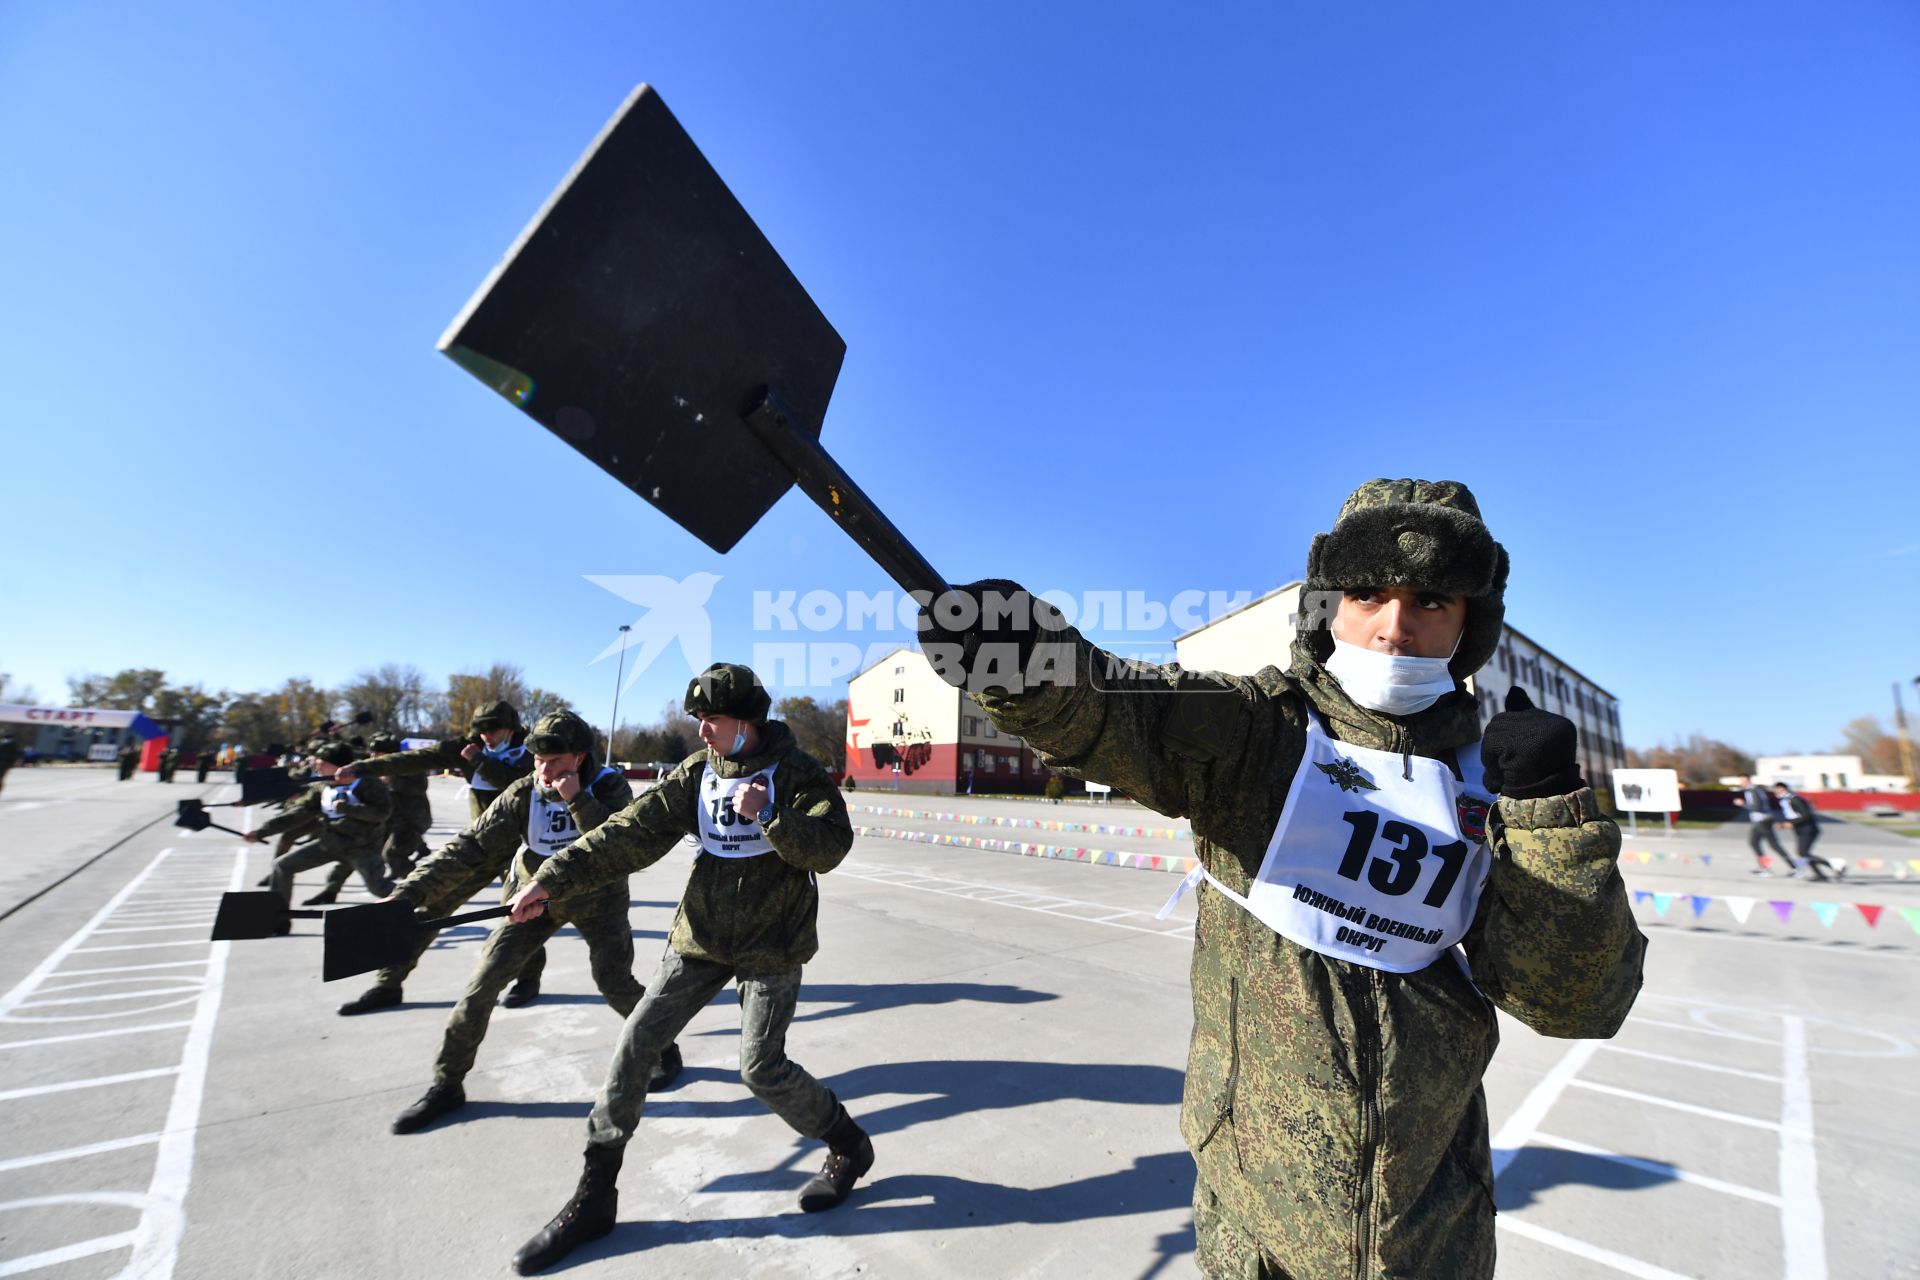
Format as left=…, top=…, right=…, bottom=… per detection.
left=1652, top=893, right=1673, bottom=917
left=1768, top=900, right=1795, bottom=924
left=1856, top=904, right=1883, bottom=928
left=1900, top=907, right=1920, bottom=936
left=1723, top=896, right=1755, bottom=924
left=1808, top=902, right=1839, bottom=929
left=1687, top=895, right=1711, bottom=918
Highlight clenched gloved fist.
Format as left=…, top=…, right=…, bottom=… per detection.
left=1479, top=686, right=1583, bottom=800
left=916, top=579, right=1067, bottom=692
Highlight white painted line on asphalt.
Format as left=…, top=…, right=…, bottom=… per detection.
left=1531, top=1132, right=1782, bottom=1205
left=1490, top=1039, right=1599, bottom=1180
left=72, top=942, right=211, bottom=954
left=92, top=923, right=219, bottom=934
left=1595, top=1044, right=1784, bottom=1082
left=48, top=961, right=209, bottom=978
left=1567, top=1080, right=1781, bottom=1130
left=0, top=1132, right=162, bottom=1173
left=1632, top=923, right=1920, bottom=963
left=1778, top=1015, right=1827, bottom=1279
left=0, top=1066, right=179, bottom=1102
left=0, top=1022, right=193, bottom=1051
left=0, top=1228, right=141, bottom=1277
left=1495, top=1216, right=1697, bottom=1280
left=20, top=987, right=204, bottom=1009
left=0, top=854, right=183, bottom=1018
left=1624, top=1015, right=1782, bottom=1046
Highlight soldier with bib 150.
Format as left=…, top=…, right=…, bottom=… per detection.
left=917, top=479, right=1647, bottom=1280
left=503, top=663, right=868, bottom=1276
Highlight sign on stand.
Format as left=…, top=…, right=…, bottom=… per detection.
left=1611, top=768, right=1682, bottom=837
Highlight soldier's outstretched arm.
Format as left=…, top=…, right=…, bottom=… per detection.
left=254, top=788, right=320, bottom=839
left=396, top=782, right=527, bottom=903
left=531, top=758, right=703, bottom=900
left=764, top=755, right=854, bottom=874
left=471, top=749, right=534, bottom=791
left=356, top=742, right=459, bottom=778
left=923, top=582, right=1260, bottom=820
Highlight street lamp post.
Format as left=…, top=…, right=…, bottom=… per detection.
left=608, top=624, right=632, bottom=765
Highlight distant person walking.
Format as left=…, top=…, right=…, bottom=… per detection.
left=1732, top=775, right=1794, bottom=875
left=1772, top=783, right=1844, bottom=881
left=0, top=735, right=19, bottom=797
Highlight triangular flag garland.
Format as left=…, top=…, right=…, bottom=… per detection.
left=1769, top=900, right=1795, bottom=924
left=1856, top=904, right=1883, bottom=928
left=1687, top=895, right=1711, bottom=918
left=1808, top=902, right=1840, bottom=929
left=1652, top=893, right=1674, bottom=917
left=1723, top=896, right=1755, bottom=924
left=1901, top=907, right=1920, bottom=935
left=1619, top=891, right=1918, bottom=935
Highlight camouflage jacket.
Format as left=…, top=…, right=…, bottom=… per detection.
left=255, top=774, right=393, bottom=860
left=397, top=767, right=633, bottom=926
left=357, top=737, right=533, bottom=803
left=976, top=630, right=1646, bottom=1280
left=533, top=721, right=853, bottom=972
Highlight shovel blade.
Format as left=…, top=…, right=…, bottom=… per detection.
left=175, top=802, right=213, bottom=832
left=438, top=84, right=845, bottom=554
left=210, top=892, right=286, bottom=940
left=321, top=898, right=420, bottom=982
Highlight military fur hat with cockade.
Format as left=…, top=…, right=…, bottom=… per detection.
left=683, top=663, right=772, bottom=723
left=1299, top=478, right=1509, bottom=679
left=527, top=709, right=597, bottom=758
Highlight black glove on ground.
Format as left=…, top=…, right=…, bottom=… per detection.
left=1479, top=686, right=1583, bottom=800
left=916, top=579, right=1065, bottom=692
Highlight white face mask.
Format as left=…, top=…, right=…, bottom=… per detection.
left=1324, top=636, right=1456, bottom=716
left=728, top=726, right=748, bottom=757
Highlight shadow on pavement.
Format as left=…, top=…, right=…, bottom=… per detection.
left=689, top=981, right=1057, bottom=1031
left=1493, top=1146, right=1678, bottom=1210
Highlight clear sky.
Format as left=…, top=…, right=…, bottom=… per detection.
left=2, top=2, right=1915, bottom=756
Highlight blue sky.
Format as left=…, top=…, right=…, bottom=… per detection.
left=2, top=2, right=1915, bottom=756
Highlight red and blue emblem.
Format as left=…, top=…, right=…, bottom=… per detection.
left=1456, top=794, right=1491, bottom=844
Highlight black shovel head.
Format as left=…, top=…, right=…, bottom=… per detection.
left=175, top=801, right=212, bottom=831
left=210, top=892, right=287, bottom=941
left=321, top=898, right=420, bottom=982
left=438, top=83, right=845, bottom=553
left=238, top=767, right=303, bottom=807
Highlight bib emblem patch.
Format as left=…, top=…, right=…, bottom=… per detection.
left=1315, top=757, right=1379, bottom=794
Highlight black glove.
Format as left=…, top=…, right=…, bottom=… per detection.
left=1479, top=686, right=1583, bottom=800
left=916, top=579, right=1067, bottom=692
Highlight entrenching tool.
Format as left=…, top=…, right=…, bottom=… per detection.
left=175, top=799, right=251, bottom=839
left=210, top=892, right=324, bottom=941
left=438, top=83, right=952, bottom=604
left=190, top=768, right=306, bottom=810
left=321, top=899, right=514, bottom=982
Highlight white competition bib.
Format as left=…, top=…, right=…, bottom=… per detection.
left=469, top=742, right=528, bottom=792
left=526, top=766, right=621, bottom=859
left=1161, top=709, right=1493, bottom=973
left=320, top=778, right=362, bottom=822
left=695, top=764, right=776, bottom=859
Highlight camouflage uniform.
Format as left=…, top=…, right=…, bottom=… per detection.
left=351, top=706, right=542, bottom=995
left=117, top=745, right=138, bottom=780
left=157, top=749, right=178, bottom=783
left=254, top=757, right=395, bottom=906
left=322, top=736, right=434, bottom=892
left=956, top=481, right=1647, bottom=1280
left=533, top=680, right=856, bottom=1149
left=194, top=750, right=214, bottom=784
left=396, top=765, right=642, bottom=1088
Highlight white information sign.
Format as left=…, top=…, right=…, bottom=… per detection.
left=1612, top=768, right=1682, bottom=814
left=1083, top=780, right=1112, bottom=795
left=87, top=744, right=119, bottom=763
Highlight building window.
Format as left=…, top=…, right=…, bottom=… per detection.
left=892, top=720, right=904, bottom=736
left=893, top=688, right=904, bottom=704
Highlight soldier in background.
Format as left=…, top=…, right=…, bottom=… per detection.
left=506, top=664, right=866, bottom=1275
left=918, top=479, right=1645, bottom=1280
left=117, top=744, right=138, bottom=781
left=246, top=741, right=393, bottom=914
left=337, top=702, right=543, bottom=1014
left=386, top=710, right=681, bottom=1135
left=195, top=747, right=215, bottom=784
left=307, top=732, right=436, bottom=904
left=156, top=747, right=179, bottom=783
left=0, top=735, right=19, bottom=796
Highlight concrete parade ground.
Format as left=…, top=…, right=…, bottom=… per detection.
left=1, top=768, right=1916, bottom=1279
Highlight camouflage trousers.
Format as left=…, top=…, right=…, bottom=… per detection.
left=323, top=806, right=432, bottom=888
left=268, top=842, right=391, bottom=907
left=432, top=904, right=641, bottom=1086
left=586, top=949, right=837, bottom=1153
left=374, top=864, right=545, bottom=992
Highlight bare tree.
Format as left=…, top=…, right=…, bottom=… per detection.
left=775, top=695, right=848, bottom=772
left=1835, top=715, right=1909, bottom=778
left=340, top=664, right=434, bottom=733
left=445, top=663, right=534, bottom=738
left=153, top=683, right=227, bottom=752
left=0, top=672, right=40, bottom=704
left=68, top=669, right=169, bottom=712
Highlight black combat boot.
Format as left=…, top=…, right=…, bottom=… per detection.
left=796, top=1101, right=874, bottom=1212
left=500, top=976, right=541, bottom=1008
left=337, top=985, right=402, bottom=1016
left=301, top=886, right=339, bottom=906
left=649, top=1042, right=684, bottom=1091
left=391, top=1081, right=466, bottom=1134
left=513, top=1146, right=624, bottom=1275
